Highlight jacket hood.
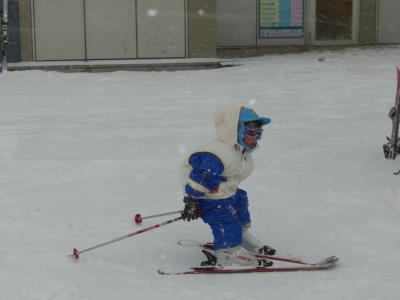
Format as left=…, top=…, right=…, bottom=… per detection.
left=213, top=104, right=242, bottom=147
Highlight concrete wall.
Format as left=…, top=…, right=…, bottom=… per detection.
left=137, top=0, right=186, bottom=58
left=359, top=0, right=377, bottom=44
left=19, top=0, right=33, bottom=61
left=22, top=0, right=215, bottom=61
left=216, top=0, right=256, bottom=47
left=188, top=0, right=216, bottom=58
left=34, top=0, right=86, bottom=60
left=85, top=0, right=137, bottom=59
left=378, top=0, right=400, bottom=44
left=13, top=0, right=400, bottom=62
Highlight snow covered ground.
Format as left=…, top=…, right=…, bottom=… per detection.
left=1, top=46, right=400, bottom=299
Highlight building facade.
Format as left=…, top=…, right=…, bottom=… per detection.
left=4, top=0, right=400, bottom=63
left=217, top=0, right=400, bottom=48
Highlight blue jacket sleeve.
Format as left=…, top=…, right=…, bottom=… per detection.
left=185, top=152, right=225, bottom=198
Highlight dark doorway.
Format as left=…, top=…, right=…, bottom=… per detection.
left=316, top=0, right=353, bottom=40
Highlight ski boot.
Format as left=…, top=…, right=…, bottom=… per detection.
left=242, top=228, right=276, bottom=255
left=201, top=246, right=273, bottom=268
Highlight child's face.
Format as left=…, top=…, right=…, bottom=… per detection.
left=242, top=121, right=263, bottom=150
left=243, top=136, right=259, bottom=149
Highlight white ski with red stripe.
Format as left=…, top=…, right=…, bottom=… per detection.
left=158, top=256, right=339, bottom=275
left=177, top=239, right=333, bottom=266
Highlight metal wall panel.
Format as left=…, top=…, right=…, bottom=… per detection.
left=188, top=0, right=216, bottom=57
left=359, top=0, right=377, bottom=45
left=85, top=0, right=136, bottom=59
left=33, top=0, right=85, bottom=60
left=378, top=0, right=400, bottom=44
left=217, top=0, right=256, bottom=47
left=137, top=0, right=186, bottom=58
left=19, top=0, right=33, bottom=61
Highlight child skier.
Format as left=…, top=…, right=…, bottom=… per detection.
left=180, top=104, right=275, bottom=267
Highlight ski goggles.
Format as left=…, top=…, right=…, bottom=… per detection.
left=244, top=126, right=263, bottom=139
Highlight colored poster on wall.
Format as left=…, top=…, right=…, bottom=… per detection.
left=259, top=0, right=304, bottom=38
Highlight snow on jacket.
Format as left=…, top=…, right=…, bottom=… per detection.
left=181, top=104, right=254, bottom=200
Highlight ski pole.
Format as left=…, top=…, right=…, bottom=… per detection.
left=71, top=216, right=182, bottom=260
left=134, top=210, right=181, bottom=225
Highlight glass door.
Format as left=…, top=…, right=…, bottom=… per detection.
left=308, top=0, right=359, bottom=45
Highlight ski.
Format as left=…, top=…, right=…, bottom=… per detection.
left=383, top=67, right=400, bottom=159
left=158, top=256, right=339, bottom=275
left=177, top=239, right=329, bottom=266
left=0, top=0, right=8, bottom=73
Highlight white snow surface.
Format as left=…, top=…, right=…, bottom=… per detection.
left=1, top=46, right=400, bottom=299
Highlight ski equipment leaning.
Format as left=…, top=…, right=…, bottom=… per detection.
left=0, top=0, right=8, bottom=73
left=383, top=68, right=400, bottom=159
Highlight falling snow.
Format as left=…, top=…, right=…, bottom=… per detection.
left=1, top=46, right=400, bottom=299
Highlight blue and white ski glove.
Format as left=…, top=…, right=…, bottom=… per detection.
left=181, top=196, right=200, bottom=221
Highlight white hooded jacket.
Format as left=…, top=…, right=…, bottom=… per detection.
left=181, top=104, right=254, bottom=200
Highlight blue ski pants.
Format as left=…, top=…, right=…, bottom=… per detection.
left=198, top=189, right=251, bottom=250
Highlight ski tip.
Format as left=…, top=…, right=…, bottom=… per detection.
left=328, top=255, right=338, bottom=261
left=318, top=256, right=339, bottom=268
left=328, top=256, right=339, bottom=264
